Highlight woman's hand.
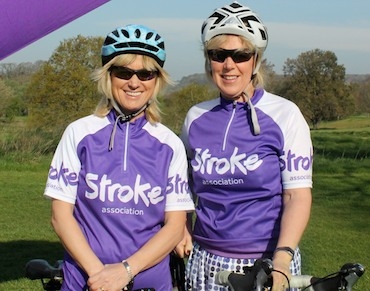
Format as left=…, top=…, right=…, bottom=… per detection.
left=174, top=226, right=193, bottom=258
left=87, top=263, right=130, bottom=291
left=271, top=252, right=292, bottom=291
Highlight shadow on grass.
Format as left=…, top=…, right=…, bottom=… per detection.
left=0, top=240, right=64, bottom=283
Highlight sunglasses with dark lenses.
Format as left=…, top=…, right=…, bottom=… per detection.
left=207, top=49, right=254, bottom=63
left=110, top=66, right=158, bottom=81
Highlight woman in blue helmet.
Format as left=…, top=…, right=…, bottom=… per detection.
left=44, top=24, right=194, bottom=291
left=175, top=2, right=313, bottom=291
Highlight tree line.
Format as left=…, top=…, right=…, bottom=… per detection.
left=1, top=35, right=370, bottom=154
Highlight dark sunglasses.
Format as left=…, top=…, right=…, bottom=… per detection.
left=207, top=49, right=254, bottom=63
left=110, top=66, right=158, bottom=81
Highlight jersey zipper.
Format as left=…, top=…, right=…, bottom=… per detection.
left=123, top=122, right=129, bottom=172
left=222, top=101, right=237, bottom=151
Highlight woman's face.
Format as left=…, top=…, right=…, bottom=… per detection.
left=110, top=55, right=157, bottom=116
left=209, top=35, right=255, bottom=101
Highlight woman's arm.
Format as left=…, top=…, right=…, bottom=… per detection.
left=278, top=187, right=312, bottom=250
left=271, top=187, right=312, bottom=291
left=128, top=210, right=187, bottom=270
left=174, top=212, right=194, bottom=258
left=51, top=199, right=104, bottom=276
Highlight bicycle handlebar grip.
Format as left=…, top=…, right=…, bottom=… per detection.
left=215, top=270, right=232, bottom=285
left=215, top=258, right=273, bottom=291
left=25, top=259, right=63, bottom=280
left=289, top=275, right=315, bottom=290
left=215, top=271, right=254, bottom=291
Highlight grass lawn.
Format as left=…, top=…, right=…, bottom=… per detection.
left=300, top=157, right=370, bottom=290
left=0, top=154, right=64, bottom=290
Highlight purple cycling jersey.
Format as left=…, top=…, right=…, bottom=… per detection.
left=44, top=110, right=194, bottom=290
left=181, top=89, right=312, bottom=259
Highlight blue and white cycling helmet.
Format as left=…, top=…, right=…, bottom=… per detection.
left=201, top=2, right=268, bottom=52
left=101, top=24, right=166, bottom=67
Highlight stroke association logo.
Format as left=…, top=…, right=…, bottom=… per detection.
left=84, top=172, right=189, bottom=206
left=48, top=162, right=78, bottom=186
left=279, top=149, right=313, bottom=172
left=192, top=147, right=263, bottom=175
left=48, top=162, right=189, bottom=207
left=192, top=146, right=313, bottom=176
left=84, top=173, right=165, bottom=206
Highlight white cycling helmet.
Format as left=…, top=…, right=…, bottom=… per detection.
left=201, top=2, right=268, bottom=52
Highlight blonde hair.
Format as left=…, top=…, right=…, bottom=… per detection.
left=92, top=54, right=173, bottom=124
left=203, top=35, right=265, bottom=88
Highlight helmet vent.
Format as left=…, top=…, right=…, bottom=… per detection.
left=134, top=29, right=141, bottom=38
left=259, top=29, right=267, bottom=41
left=158, top=42, right=165, bottom=50
left=230, top=2, right=242, bottom=9
left=242, top=16, right=259, bottom=29
left=103, top=36, right=115, bottom=46
left=210, top=12, right=224, bottom=25
left=146, top=32, right=154, bottom=40
left=112, top=30, right=119, bottom=38
left=121, top=29, right=129, bottom=38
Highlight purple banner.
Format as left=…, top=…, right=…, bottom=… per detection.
left=0, top=0, right=110, bottom=60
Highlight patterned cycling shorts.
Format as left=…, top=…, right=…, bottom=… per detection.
left=185, top=243, right=301, bottom=291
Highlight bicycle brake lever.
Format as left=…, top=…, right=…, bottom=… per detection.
left=255, top=259, right=273, bottom=291
left=340, top=263, right=365, bottom=277
left=340, top=263, right=365, bottom=291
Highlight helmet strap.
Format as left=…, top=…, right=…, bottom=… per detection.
left=242, top=91, right=260, bottom=135
left=110, top=97, right=152, bottom=123
left=108, top=98, right=152, bottom=151
left=252, top=51, right=260, bottom=77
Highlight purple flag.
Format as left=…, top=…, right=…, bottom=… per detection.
left=0, top=0, right=110, bottom=60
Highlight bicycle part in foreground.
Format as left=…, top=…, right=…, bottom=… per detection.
left=215, top=258, right=365, bottom=291
left=25, top=259, right=157, bottom=291
left=25, top=259, right=63, bottom=291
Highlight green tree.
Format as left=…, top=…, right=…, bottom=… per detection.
left=0, top=78, right=17, bottom=122
left=353, top=77, right=370, bottom=114
left=161, top=83, right=217, bottom=134
left=280, top=49, right=354, bottom=129
left=0, top=62, right=42, bottom=117
left=260, top=59, right=279, bottom=93
left=27, top=35, right=103, bottom=144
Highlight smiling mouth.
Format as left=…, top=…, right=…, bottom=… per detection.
left=126, top=91, right=141, bottom=97
left=222, top=75, right=238, bottom=80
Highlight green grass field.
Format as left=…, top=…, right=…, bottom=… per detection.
left=0, top=116, right=369, bottom=290
left=0, top=154, right=64, bottom=290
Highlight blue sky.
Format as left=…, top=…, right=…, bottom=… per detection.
left=2, top=0, right=369, bottom=81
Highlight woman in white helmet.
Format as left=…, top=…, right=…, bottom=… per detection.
left=176, top=2, right=313, bottom=291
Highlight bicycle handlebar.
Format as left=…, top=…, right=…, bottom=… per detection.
left=216, top=258, right=273, bottom=291
left=25, top=259, right=156, bottom=291
left=289, top=263, right=365, bottom=291
left=215, top=258, right=365, bottom=291
left=25, top=259, right=63, bottom=280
